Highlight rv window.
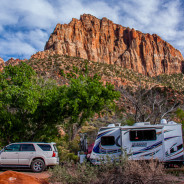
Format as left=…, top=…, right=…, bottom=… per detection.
left=130, top=130, right=156, bottom=141
left=101, top=136, right=115, bottom=146
left=170, top=148, right=175, bottom=153
left=177, top=144, right=183, bottom=150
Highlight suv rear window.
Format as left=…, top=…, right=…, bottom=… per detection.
left=53, top=144, right=58, bottom=152
left=21, top=144, right=35, bottom=151
left=37, top=144, right=52, bottom=151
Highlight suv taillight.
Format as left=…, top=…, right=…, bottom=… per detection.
left=52, top=151, right=56, bottom=157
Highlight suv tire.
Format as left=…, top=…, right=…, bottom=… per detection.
left=31, top=159, right=45, bottom=172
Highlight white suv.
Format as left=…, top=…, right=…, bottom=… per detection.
left=0, top=142, right=59, bottom=172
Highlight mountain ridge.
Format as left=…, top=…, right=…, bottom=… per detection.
left=1, top=14, right=184, bottom=78
left=41, top=14, right=184, bottom=76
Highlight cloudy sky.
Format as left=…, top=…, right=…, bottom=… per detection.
left=0, top=0, right=184, bottom=61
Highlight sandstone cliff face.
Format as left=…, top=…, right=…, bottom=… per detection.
left=0, top=57, right=5, bottom=71
left=43, top=14, right=184, bottom=76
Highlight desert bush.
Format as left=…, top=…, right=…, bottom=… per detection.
left=49, top=162, right=99, bottom=184
left=122, top=159, right=166, bottom=184
left=49, top=158, right=168, bottom=184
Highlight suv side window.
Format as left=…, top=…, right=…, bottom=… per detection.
left=5, top=144, right=20, bottom=152
left=37, top=144, right=52, bottom=151
left=20, top=144, right=35, bottom=151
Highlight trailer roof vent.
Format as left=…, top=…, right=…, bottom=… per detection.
left=107, top=124, right=115, bottom=127
left=116, top=123, right=121, bottom=127
left=144, top=122, right=150, bottom=125
left=134, top=122, right=150, bottom=126
left=160, top=119, right=167, bottom=125
left=168, top=121, right=177, bottom=125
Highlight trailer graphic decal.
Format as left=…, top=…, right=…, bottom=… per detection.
left=166, top=150, right=184, bottom=158
left=132, top=141, right=162, bottom=155
left=93, top=142, right=100, bottom=153
left=164, top=136, right=180, bottom=141
left=164, top=130, right=174, bottom=133
left=142, top=149, right=160, bottom=157
left=93, top=142, right=121, bottom=154
left=97, top=130, right=114, bottom=140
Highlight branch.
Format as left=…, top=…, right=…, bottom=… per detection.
left=161, top=102, right=180, bottom=119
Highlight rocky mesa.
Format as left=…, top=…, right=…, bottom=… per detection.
left=41, top=14, right=184, bottom=76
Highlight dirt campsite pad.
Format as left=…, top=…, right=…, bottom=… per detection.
left=0, top=170, right=49, bottom=184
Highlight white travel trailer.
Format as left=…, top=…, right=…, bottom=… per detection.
left=89, top=120, right=184, bottom=165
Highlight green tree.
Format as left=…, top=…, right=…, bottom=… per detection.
left=29, top=78, right=62, bottom=141
left=59, top=74, right=120, bottom=140
left=0, top=63, right=120, bottom=145
left=175, top=108, right=184, bottom=124
left=0, top=63, right=60, bottom=144
left=0, top=63, right=39, bottom=144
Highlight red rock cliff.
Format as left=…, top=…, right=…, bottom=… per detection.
left=44, top=14, right=183, bottom=76
left=0, top=57, right=5, bottom=71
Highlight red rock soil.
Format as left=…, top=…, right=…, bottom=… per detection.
left=0, top=171, right=49, bottom=184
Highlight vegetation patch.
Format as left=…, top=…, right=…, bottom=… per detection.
left=49, top=159, right=170, bottom=184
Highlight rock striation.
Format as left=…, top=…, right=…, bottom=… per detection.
left=43, top=14, right=184, bottom=76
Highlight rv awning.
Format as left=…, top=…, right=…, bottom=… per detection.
left=120, top=125, right=164, bottom=131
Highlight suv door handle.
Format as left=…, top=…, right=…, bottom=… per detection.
left=15, top=153, right=18, bottom=154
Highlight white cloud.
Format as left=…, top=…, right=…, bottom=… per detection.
left=0, top=38, right=36, bottom=60
left=119, top=0, right=159, bottom=27
left=118, top=0, right=181, bottom=32
left=55, top=0, right=120, bottom=24
left=0, top=1, right=19, bottom=26
left=14, top=29, right=49, bottom=49
left=0, top=0, right=121, bottom=60
left=0, top=0, right=57, bottom=31
left=0, top=29, right=48, bottom=61
left=0, top=0, right=184, bottom=60
left=117, top=0, right=184, bottom=55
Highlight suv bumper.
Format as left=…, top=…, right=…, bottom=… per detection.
left=46, top=157, right=59, bottom=166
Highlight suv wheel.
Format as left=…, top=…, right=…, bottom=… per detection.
left=31, top=159, right=45, bottom=172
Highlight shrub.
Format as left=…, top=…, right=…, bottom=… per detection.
left=49, top=158, right=168, bottom=184
left=122, top=159, right=166, bottom=184
left=49, top=162, right=99, bottom=184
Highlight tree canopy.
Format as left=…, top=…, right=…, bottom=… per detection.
left=0, top=63, right=120, bottom=145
